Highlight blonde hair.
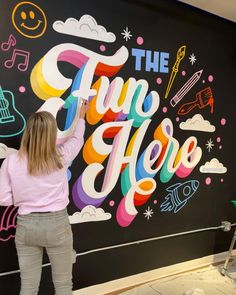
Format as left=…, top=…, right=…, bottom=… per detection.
left=19, top=111, right=63, bottom=175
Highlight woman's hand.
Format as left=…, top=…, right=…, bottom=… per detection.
left=79, top=100, right=89, bottom=119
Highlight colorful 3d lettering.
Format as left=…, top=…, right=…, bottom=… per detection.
left=30, top=43, right=202, bottom=227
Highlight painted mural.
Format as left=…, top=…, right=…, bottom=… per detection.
left=0, top=0, right=229, bottom=234
left=0, top=0, right=235, bottom=292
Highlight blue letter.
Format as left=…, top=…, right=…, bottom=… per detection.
left=145, top=50, right=159, bottom=72
left=132, top=48, right=145, bottom=71
left=160, top=52, right=169, bottom=73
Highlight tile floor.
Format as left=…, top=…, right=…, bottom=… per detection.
left=118, top=260, right=236, bottom=295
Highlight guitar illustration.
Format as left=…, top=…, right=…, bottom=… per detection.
left=0, top=86, right=26, bottom=137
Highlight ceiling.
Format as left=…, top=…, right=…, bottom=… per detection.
left=178, top=0, right=236, bottom=23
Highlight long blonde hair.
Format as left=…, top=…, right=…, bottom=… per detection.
left=19, top=111, right=63, bottom=175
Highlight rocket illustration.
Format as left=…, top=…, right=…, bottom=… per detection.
left=160, top=180, right=199, bottom=213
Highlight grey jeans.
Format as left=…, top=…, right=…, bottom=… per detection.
left=15, top=209, right=73, bottom=295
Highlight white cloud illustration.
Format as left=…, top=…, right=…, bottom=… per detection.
left=69, top=205, right=112, bottom=224
left=179, top=114, right=215, bottom=132
left=0, top=143, right=17, bottom=159
left=199, top=158, right=227, bottom=174
left=53, top=15, right=116, bottom=42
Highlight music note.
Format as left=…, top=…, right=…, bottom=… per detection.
left=1, top=34, right=16, bottom=51
left=4, top=49, right=30, bottom=71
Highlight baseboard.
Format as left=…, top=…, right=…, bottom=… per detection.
left=73, top=250, right=236, bottom=295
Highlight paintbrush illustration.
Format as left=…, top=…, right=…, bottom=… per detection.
left=165, top=45, right=186, bottom=99
left=178, top=87, right=214, bottom=115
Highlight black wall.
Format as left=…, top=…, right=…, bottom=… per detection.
left=0, top=0, right=235, bottom=293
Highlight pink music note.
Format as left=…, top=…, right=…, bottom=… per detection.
left=4, top=48, right=30, bottom=71
left=1, top=34, right=16, bottom=51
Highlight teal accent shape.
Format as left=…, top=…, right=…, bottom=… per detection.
left=160, top=140, right=174, bottom=183
left=127, top=85, right=153, bottom=128
left=121, top=165, right=132, bottom=196
left=231, top=200, right=236, bottom=207
left=63, top=93, right=78, bottom=109
left=64, top=67, right=84, bottom=129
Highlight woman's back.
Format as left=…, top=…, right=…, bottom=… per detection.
left=0, top=102, right=88, bottom=295
left=0, top=116, right=85, bottom=215
left=4, top=151, right=69, bottom=215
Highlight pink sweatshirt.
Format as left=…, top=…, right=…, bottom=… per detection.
left=0, top=119, right=85, bottom=215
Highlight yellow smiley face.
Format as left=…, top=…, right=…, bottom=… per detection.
left=12, top=1, right=47, bottom=38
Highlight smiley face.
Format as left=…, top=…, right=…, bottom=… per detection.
left=12, top=1, right=47, bottom=38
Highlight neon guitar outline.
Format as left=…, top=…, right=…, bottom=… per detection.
left=0, top=86, right=26, bottom=137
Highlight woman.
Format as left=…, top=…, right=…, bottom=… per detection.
left=0, top=100, right=88, bottom=295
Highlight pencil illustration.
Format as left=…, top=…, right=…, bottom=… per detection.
left=170, top=69, right=203, bottom=107
left=165, top=45, right=186, bottom=99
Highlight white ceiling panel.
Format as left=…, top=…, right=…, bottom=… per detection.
left=178, top=0, right=236, bottom=23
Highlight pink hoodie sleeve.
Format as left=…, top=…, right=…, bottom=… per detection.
left=0, top=157, right=14, bottom=206
left=58, top=119, right=86, bottom=166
